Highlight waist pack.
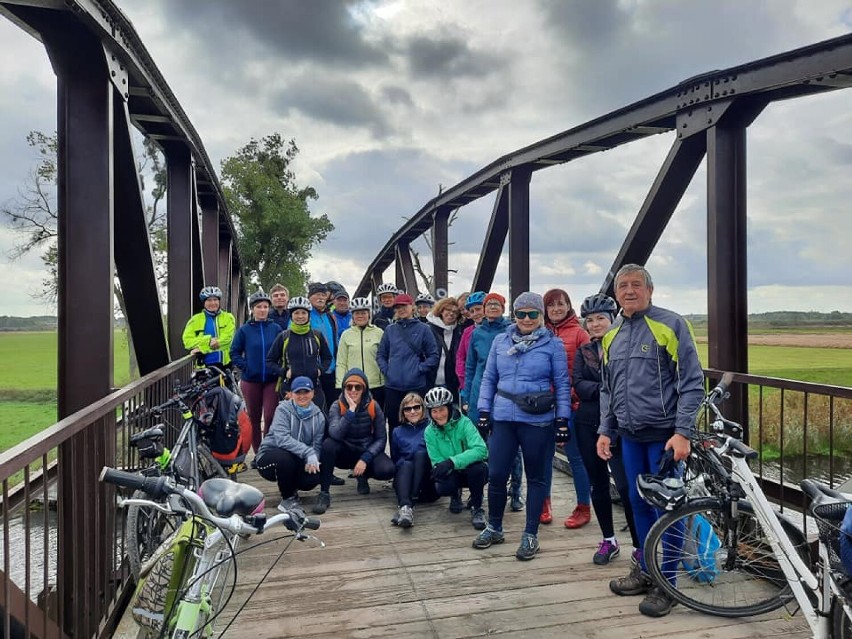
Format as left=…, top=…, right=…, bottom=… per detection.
left=193, top=386, right=252, bottom=462
left=496, top=389, right=555, bottom=415
left=681, top=513, right=722, bottom=583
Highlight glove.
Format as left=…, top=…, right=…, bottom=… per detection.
left=476, top=412, right=491, bottom=440
left=431, top=458, right=455, bottom=481
left=554, top=418, right=571, bottom=443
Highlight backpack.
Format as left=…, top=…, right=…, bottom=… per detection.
left=193, top=386, right=252, bottom=462
left=681, top=513, right=722, bottom=583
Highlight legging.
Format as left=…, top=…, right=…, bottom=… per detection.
left=255, top=447, right=321, bottom=498
left=240, top=380, right=279, bottom=452
left=434, top=461, right=488, bottom=510
left=318, top=438, right=395, bottom=491
left=394, top=450, right=437, bottom=506
left=489, top=421, right=555, bottom=535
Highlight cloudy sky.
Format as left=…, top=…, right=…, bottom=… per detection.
left=2, top=0, right=852, bottom=316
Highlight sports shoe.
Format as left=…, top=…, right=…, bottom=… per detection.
left=539, top=497, right=553, bottom=524
left=449, top=490, right=464, bottom=514
left=638, top=587, right=677, bottom=617
left=312, top=491, right=331, bottom=515
left=515, top=533, right=540, bottom=561
left=472, top=527, right=505, bottom=549
left=510, top=495, right=525, bottom=512
left=593, top=539, right=620, bottom=565
left=391, top=511, right=400, bottom=526
left=564, top=504, right=591, bottom=529
left=277, top=495, right=301, bottom=513
left=470, top=507, right=487, bottom=530
left=609, top=562, right=654, bottom=596
left=357, top=476, right=370, bottom=495
left=398, top=505, right=414, bottom=528
left=330, top=475, right=345, bottom=486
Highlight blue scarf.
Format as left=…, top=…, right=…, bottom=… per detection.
left=507, top=326, right=548, bottom=355
left=296, top=404, right=314, bottom=419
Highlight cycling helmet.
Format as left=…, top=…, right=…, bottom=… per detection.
left=287, top=296, right=311, bottom=312
left=415, top=293, right=435, bottom=306
left=465, top=291, right=486, bottom=309
left=199, top=286, right=223, bottom=301
left=350, top=297, right=372, bottom=311
left=326, top=280, right=347, bottom=299
left=248, top=291, right=271, bottom=308
left=376, top=283, right=398, bottom=296
left=580, top=293, right=618, bottom=319
left=424, top=386, right=454, bottom=409
left=636, top=474, right=687, bottom=511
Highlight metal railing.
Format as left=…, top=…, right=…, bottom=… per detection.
left=0, top=357, right=194, bottom=639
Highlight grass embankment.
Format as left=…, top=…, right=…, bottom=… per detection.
left=0, top=331, right=131, bottom=452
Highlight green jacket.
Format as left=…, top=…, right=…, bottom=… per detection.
left=336, top=324, right=385, bottom=389
left=424, top=411, right=487, bottom=470
left=182, top=310, right=237, bottom=365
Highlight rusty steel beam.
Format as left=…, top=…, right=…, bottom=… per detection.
left=431, top=206, right=450, bottom=297
left=471, top=182, right=508, bottom=294
left=508, top=168, right=532, bottom=303
left=166, top=144, right=193, bottom=359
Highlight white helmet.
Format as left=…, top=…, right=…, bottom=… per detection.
left=350, top=297, right=372, bottom=311
left=415, top=292, right=435, bottom=306
left=287, top=296, right=311, bottom=311
left=199, top=286, right=223, bottom=301
left=424, top=386, right=454, bottom=409
left=376, top=283, right=398, bottom=296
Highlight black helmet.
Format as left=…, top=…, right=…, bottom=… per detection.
left=636, top=474, right=687, bottom=511
left=248, top=291, right=272, bottom=308
left=580, top=293, right=618, bottom=319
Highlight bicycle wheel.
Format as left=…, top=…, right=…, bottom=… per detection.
left=125, top=489, right=179, bottom=578
left=644, top=497, right=810, bottom=617
left=834, top=580, right=852, bottom=639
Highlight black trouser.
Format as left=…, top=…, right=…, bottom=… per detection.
left=393, top=450, right=438, bottom=507
left=370, top=386, right=385, bottom=413
left=255, top=448, right=321, bottom=499
left=384, top=387, right=428, bottom=441
left=575, top=421, right=638, bottom=546
left=320, top=372, right=337, bottom=413
left=434, top=461, right=488, bottom=510
left=318, top=438, right=395, bottom=492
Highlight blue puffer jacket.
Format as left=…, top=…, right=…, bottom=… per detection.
left=477, top=325, right=571, bottom=424
left=377, top=318, right=440, bottom=391
left=229, top=320, right=283, bottom=383
left=462, top=316, right=510, bottom=421
left=390, top=417, right=429, bottom=468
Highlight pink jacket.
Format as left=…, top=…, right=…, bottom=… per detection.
left=455, top=323, right=477, bottom=391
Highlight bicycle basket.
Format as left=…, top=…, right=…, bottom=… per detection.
left=812, top=501, right=852, bottom=576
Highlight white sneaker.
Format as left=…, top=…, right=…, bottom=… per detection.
left=398, top=505, right=414, bottom=528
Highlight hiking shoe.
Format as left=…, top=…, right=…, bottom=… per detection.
left=472, top=527, right=505, bottom=549
left=397, top=505, right=414, bottom=528
left=312, top=491, right=331, bottom=515
left=331, top=475, right=345, bottom=486
left=471, top=507, right=487, bottom=530
left=515, top=533, right=540, bottom=561
left=609, top=563, right=654, bottom=596
left=449, top=490, right=464, bottom=514
left=277, top=494, right=301, bottom=514
left=564, top=504, right=591, bottom=529
left=510, top=495, right=525, bottom=512
left=639, top=587, right=677, bottom=617
left=357, top=476, right=370, bottom=495
left=593, top=539, right=620, bottom=565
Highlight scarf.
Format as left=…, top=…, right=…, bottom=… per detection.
left=289, top=321, right=311, bottom=335
left=507, top=326, right=548, bottom=355
left=296, top=404, right=314, bottom=419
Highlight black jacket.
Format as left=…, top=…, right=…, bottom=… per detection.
left=265, top=328, right=332, bottom=390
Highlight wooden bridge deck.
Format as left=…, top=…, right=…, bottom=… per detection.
left=119, top=463, right=810, bottom=638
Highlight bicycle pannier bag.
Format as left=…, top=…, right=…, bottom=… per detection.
left=194, top=386, right=252, bottom=462
left=681, top=513, right=722, bottom=583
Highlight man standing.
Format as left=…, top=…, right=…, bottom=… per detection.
left=596, top=264, right=704, bottom=618
left=331, top=288, right=353, bottom=337
left=269, top=284, right=290, bottom=331
left=308, top=282, right=339, bottom=409
left=372, top=283, right=398, bottom=330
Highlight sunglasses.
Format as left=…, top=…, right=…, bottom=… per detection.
left=515, top=310, right=541, bottom=320
left=403, top=405, right=423, bottom=413
left=345, top=384, right=364, bottom=392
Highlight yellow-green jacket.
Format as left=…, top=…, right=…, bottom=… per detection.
left=182, top=310, right=236, bottom=365
left=336, top=324, right=385, bottom=389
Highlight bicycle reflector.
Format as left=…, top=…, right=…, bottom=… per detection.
left=637, top=474, right=688, bottom=511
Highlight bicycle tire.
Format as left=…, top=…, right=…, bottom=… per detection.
left=125, top=489, right=179, bottom=579
left=644, top=497, right=810, bottom=618
left=833, top=581, right=852, bottom=639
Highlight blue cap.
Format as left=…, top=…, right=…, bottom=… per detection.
left=290, top=376, right=314, bottom=392
left=465, top=291, right=486, bottom=309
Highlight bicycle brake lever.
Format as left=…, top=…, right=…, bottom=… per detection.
left=295, top=532, right=325, bottom=547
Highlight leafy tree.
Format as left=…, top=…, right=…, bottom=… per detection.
left=220, top=133, right=333, bottom=294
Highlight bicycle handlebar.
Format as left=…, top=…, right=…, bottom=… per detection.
left=99, top=467, right=172, bottom=497
left=149, top=373, right=223, bottom=414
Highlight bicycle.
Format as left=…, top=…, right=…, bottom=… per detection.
left=102, top=466, right=321, bottom=638
left=640, top=373, right=852, bottom=637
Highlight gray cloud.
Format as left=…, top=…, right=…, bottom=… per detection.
left=404, top=31, right=508, bottom=79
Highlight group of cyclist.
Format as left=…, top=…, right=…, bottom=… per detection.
left=182, top=261, right=705, bottom=618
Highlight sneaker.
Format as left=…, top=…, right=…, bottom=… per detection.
left=510, top=495, right=525, bottom=512
left=391, top=511, right=400, bottom=526
left=593, top=539, right=620, bottom=565
left=638, top=587, right=677, bottom=617
left=472, top=527, right=505, bottom=549
left=564, top=504, right=591, bottom=529
left=357, top=476, right=370, bottom=495
left=471, top=507, right=487, bottom=530
left=449, top=490, right=464, bottom=514
left=609, top=563, right=654, bottom=596
left=515, top=533, right=540, bottom=561
left=398, top=505, right=414, bottom=528
left=312, top=491, right=331, bottom=515
left=330, top=475, right=345, bottom=486
left=277, top=495, right=301, bottom=513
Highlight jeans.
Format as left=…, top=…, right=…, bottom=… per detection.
left=489, top=421, right=555, bottom=535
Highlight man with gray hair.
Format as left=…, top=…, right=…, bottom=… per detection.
left=596, top=263, right=704, bottom=617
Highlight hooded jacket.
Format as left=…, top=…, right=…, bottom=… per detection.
left=257, top=399, right=325, bottom=466
left=336, top=323, right=385, bottom=389
left=390, top=416, right=429, bottom=468
left=424, top=409, right=487, bottom=469
left=462, top=316, right=510, bottom=420
left=229, top=319, right=283, bottom=383
left=182, top=310, right=236, bottom=365
left=425, top=313, right=462, bottom=394
left=477, top=324, right=571, bottom=424
left=327, top=369, right=387, bottom=464
left=377, top=318, right=440, bottom=391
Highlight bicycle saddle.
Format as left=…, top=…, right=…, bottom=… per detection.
left=198, top=478, right=265, bottom=517
left=130, top=426, right=164, bottom=443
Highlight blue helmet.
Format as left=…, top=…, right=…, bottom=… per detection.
left=199, top=286, right=223, bottom=301
left=465, top=291, right=486, bottom=309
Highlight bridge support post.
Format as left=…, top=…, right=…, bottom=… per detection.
left=508, top=168, right=532, bottom=305
left=473, top=181, right=509, bottom=294
left=201, top=196, right=219, bottom=288
left=432, top=206, right=450, bottom=297
left=166, top=145, right=194, bottom=357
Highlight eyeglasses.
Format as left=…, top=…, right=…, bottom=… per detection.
left=515, top=310, right=541, bottom=320
left=345, top=384, right=364, bottom=392
left=403, top=405, right=423, bottom=413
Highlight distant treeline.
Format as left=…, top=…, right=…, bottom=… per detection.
left=685, top=311, right=852, bottom=327
left=0, top=316, right=58, bottom=331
